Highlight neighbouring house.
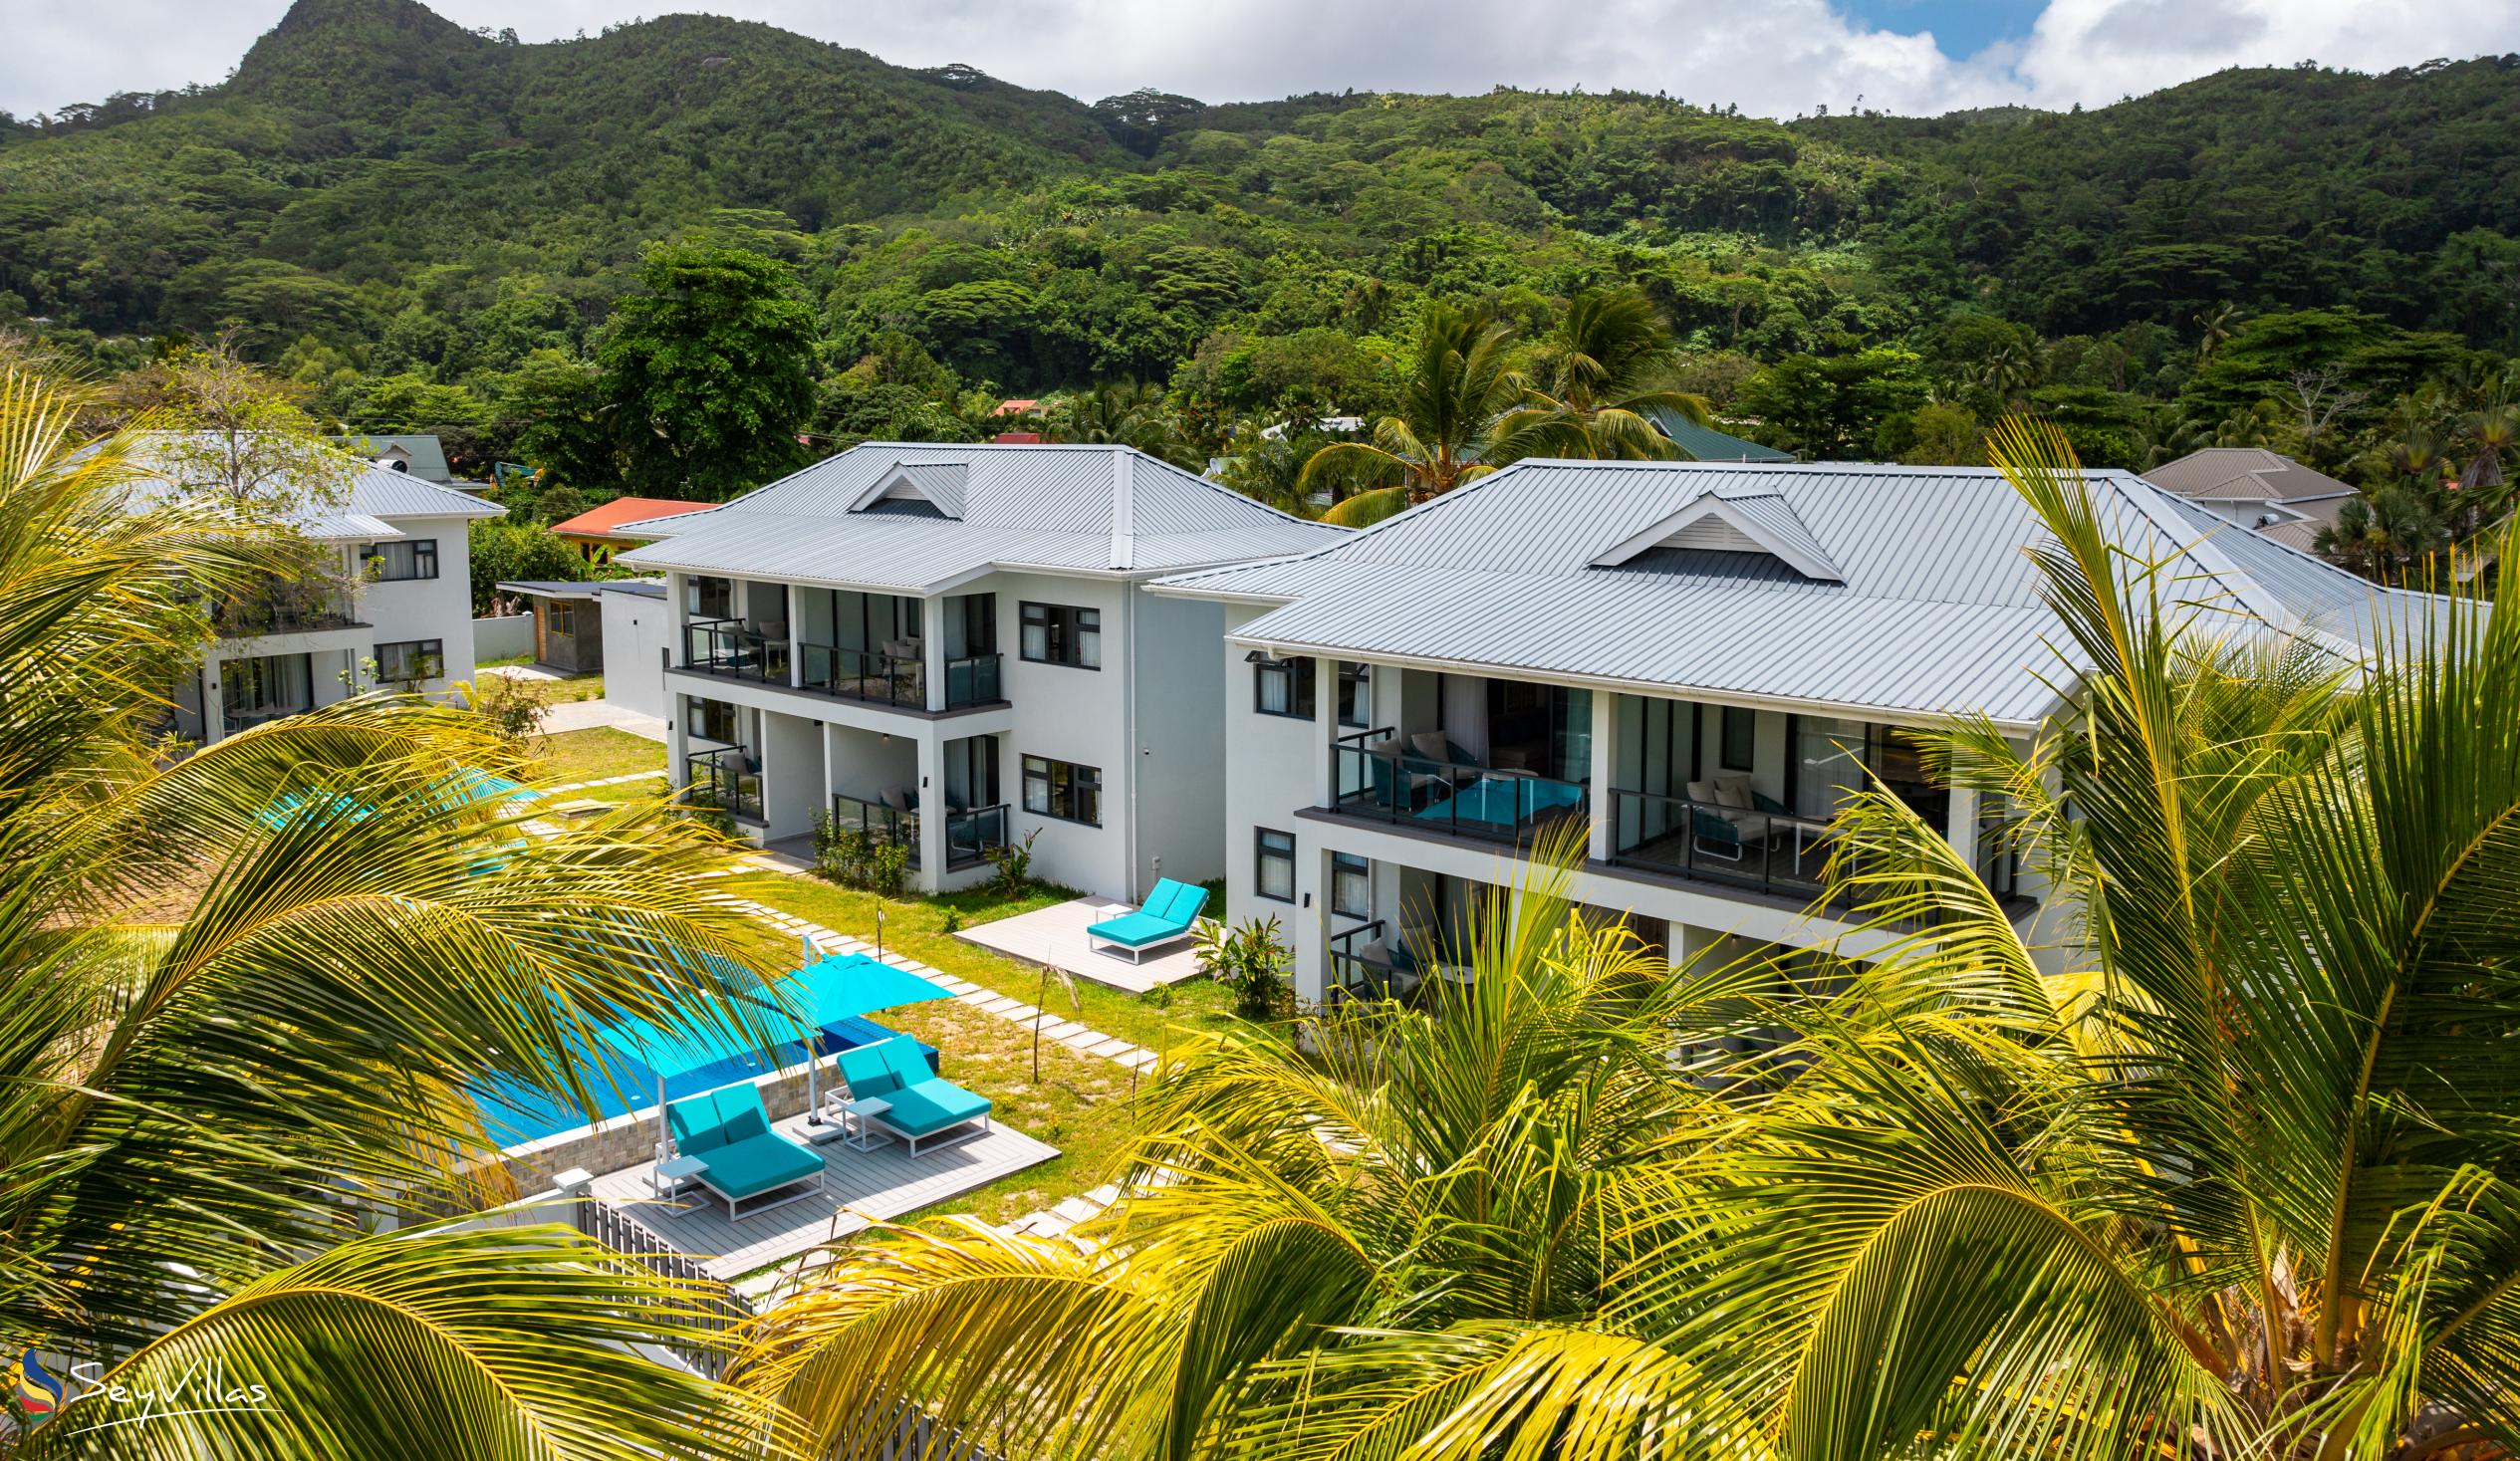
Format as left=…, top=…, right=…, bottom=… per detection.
left=615, top=442, right=1346, bottom=899
left=1150, top=458, right=2446, bottom=1008
left=494, top=580, right=654, bottom=674
left=599, top=581, right=672, bottom=720
left=123, top=437, right=507, bottom=744
left=333, top=433, right=494, bottom=494
left=2141, top=446, right=2359, bottom=553
left=548, top=496, right=702, bottom=565
left=1642, top=406, right=1794, bottom=462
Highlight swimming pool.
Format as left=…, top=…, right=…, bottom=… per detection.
left=473, top=951, right=940, bottom=1148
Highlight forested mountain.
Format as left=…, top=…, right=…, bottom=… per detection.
left=3, top=0, right=2518, bottom=546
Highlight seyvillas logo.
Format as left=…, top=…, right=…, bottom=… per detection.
left=10, top=1353, right=278, bottom=1433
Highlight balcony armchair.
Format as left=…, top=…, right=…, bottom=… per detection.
left=1086, top=878, right=1209, bottom=963
left=661, top=1084, right=827, bottom=1220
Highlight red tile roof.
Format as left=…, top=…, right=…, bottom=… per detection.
left=549, top=496, right=701, bottom=539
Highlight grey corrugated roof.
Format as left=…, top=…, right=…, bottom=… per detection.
left=1152, top=459, right=2446, bottom=727
left=110, top=433, right=503, bottom=539
left=618, top=442, right=1345, bottom=592
left=2142, top=447, right=2357, bottom=505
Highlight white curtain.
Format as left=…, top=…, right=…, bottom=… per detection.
left=1440, top=674, right=1489, bottom=765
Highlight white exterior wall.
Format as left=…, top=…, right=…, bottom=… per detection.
left=1219, top=609, right=1337, bottom=990
left=1128, top=591, right=1231, bottom=891
left=354, top=512, right=480, bottom=698
left=991, top=571, right=1131, bottom=900
left=599, top=591, right=671, bottom=720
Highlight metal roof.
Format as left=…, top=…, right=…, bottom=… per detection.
left=1644, top=407, right=1794, bottom=463
left=2142, top=447, right=2357, bottom=504
left=618, top=442, right=1345, bottom=592
left=1152, top=459, right=2447, bottom=728
left=110, top=433, right=504, bottom=539
left=333, top=433, right=453, bottom=483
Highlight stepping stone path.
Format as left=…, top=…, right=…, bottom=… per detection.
left=999, top=1182, right=1124, bottom=1247
left=724, top=898, right=1163, bottom=1076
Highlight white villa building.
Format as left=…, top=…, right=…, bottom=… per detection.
left=155, top=449, right=504, bottom=744
left=616, top=442, right=1344, bottom=901
left=1151, top=458, right=2437, bottom=1008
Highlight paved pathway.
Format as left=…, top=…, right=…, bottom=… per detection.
left=727, top=898, right=1164, bottom=1078
left=545, top=769, right=666, bottom=795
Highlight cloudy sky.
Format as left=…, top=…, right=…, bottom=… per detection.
left=5, top=0, right=2515, bottom=122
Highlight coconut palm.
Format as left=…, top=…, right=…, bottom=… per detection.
left=1640, top=419, right=2520, bottom=1459
left=1046, top=380, right=1202, bottom=471
left=1496, top=288, right=1712, bottom=461
left=1302, top=305, right=1532, bottom=528
left=738, top=417, right=2520, bottom=1461
left=0, top=367, right=798, bottom=1457
left=735, top=839, right=1777, bottom=1459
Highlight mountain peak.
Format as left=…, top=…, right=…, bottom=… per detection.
left=231, top=0, right=485, bottom=105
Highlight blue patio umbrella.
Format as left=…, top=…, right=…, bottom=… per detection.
left=788, top=942, right=952, bottom=1118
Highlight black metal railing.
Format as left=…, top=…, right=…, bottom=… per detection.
left=799, top=642, right=926, bottom=706
left=683, top=745, right=763, bottom=823
left=682, top=618, right=789, bottom=684
left=1328, top=727, right=1589, bottom=845
left=1606, top=788, right=1833, bottom=899
left=941, top=652, right=1002, bottom=709
left=1327, top=920, right=1415, bottom=1006
left=831, top=794, right=1008, bottom=871
left=940, top=803, right=1008, bottom=870
left=221, top=703, right=310, bottom=733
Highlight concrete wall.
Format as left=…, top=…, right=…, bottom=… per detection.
left=991, top=571, right=1130, bottom=899
left=473, top=613, right=534, bottom=662
left=1130, top=591, right=1230, bottom=891
left=359, top=512, right=481, bottom=696
left=601, top=591, right=671, bottom=720
left=1219, top=607, right=1333, bottom=956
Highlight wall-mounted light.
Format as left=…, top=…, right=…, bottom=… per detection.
left=1244, top=649, right=1279, bottom=665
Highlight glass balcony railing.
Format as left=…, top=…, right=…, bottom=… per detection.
left=941, top=652, right=1002, bottom=709
left=1327, top=727, right=1589, bottom=845
left=830, top=793, right=1007, bottom=871
left=681, top=619, right=789, bottom=685
left=799, top=643, right=924, bottom=707
left=1605, top=788, right=1834, bottom=899
left=682, top=746, right=763, bottom=824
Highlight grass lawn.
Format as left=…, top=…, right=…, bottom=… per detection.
left=737, top=875, right=1248, bottom=1224
left=523, top=726, right=665, bottom=790
left=518, top=672, right=606, bottom=708
left=477, top=652, right=534, bottom=669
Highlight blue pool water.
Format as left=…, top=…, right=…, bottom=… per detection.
left=473, top=954, right=938, bottom=1148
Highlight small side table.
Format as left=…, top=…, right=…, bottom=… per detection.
left=651, top=1154, right=708, bottom=1216
left=839, top=1096, right=893, bottom=1151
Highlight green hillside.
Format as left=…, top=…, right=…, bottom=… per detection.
left=2, top=0, right=2516, bottom=525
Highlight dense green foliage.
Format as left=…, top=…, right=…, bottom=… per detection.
left=5, top=0, right=2519, bottom=567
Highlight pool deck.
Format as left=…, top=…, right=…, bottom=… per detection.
left=590, top=1103, right=1058, bottom=1281
left=953, top=896, right=1209, bottom=995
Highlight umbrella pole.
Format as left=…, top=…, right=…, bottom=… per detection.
left=801, top=930, right=823, bottom=1124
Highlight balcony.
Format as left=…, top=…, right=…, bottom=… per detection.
left=1327, top=727, right=1589, bottom=846
left=1606, top=789, right=1834, bottom=900
left=791, top=644, right=1004, bottom=713
left=829, top=792, right=1008, bottom=872
left=682, top=619, right=790, bottom=686
left=683, top=746, right=763, bottom=824
left=212, top=586, right=365, bottom=637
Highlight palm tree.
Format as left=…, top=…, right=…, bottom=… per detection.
left=1495, top=288, right=1711, bottom=460
left=735, top=838, right=1773, bottom=1459
left=2194, top=301, right=2241, bottom=365
left=1046, top=380, right=1203, bottom=471
left=736, top=419, right=2520, bottom=1461
left=1302, top=305, right=1531, bottom=528
left=0, top=368, right=796, bottom=1457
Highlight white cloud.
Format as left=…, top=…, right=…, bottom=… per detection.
left=2, top=0, right=2514, bottom=122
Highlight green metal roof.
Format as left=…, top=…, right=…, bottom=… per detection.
left=1645, top=408, right=1792, bottom=462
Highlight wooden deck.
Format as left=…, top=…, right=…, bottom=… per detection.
left=589, top=1105, right=1058, bottom=1280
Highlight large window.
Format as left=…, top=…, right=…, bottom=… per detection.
left=1021, top=755, right=1102, bottom=826
left=1336, top=662, right=1372, bottom=728
left=684, top=694, right=742, bottom=746
left=1719, top=704, right=1757, bottom=772
left=1254, top=655, right=1317, bottom=719
left=1256, top=828, right=1297, bottom=903
left=361, top=538, right=438, bottom=582
left=687, top=576, right=733, bottom=619
left=1019, top=603, right=1100, bottom=668
left=547, top=602, right=578, bottom=636
left=1331, top=851, right=1371, bottom=918
left=374, top=638, right=444, bottom=684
